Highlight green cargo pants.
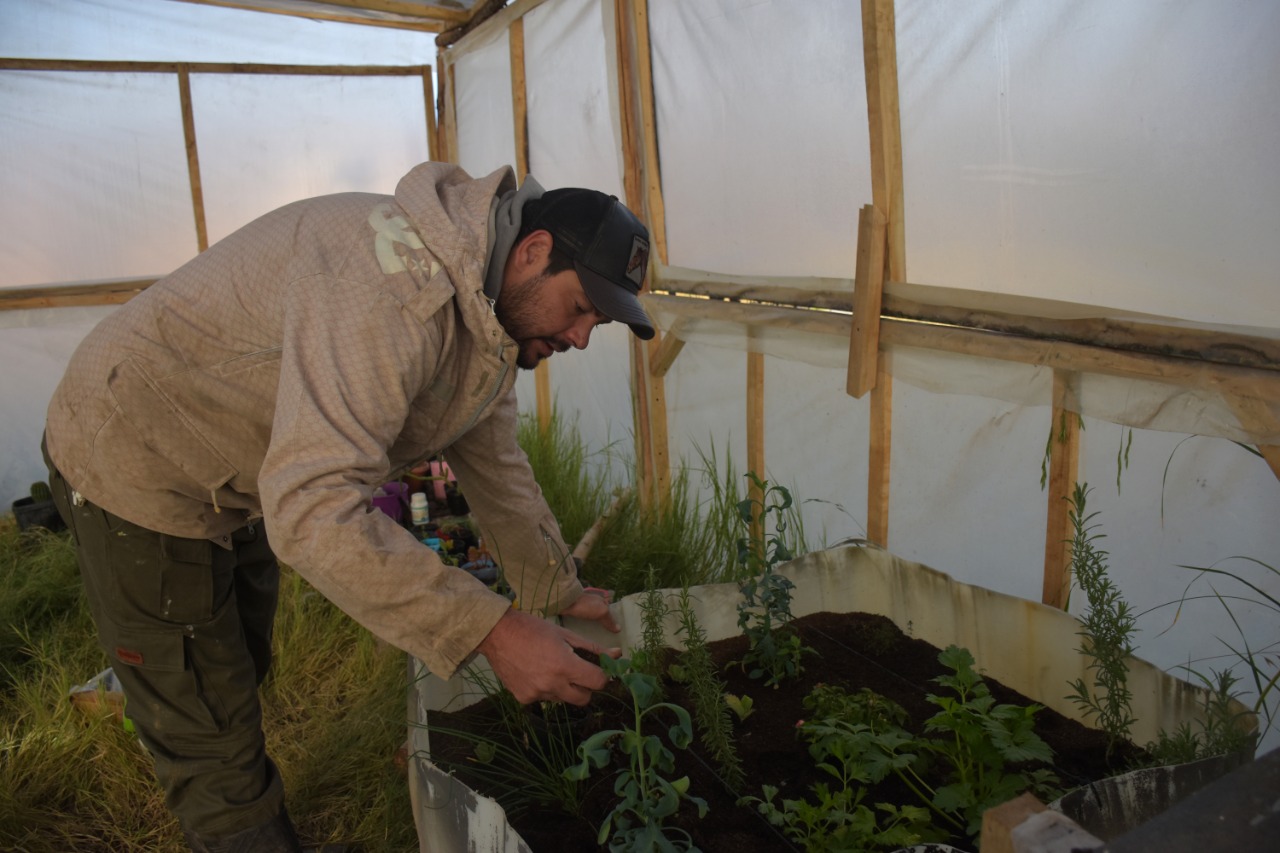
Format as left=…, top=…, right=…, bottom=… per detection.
left=45, top=443, right=299, bottom=850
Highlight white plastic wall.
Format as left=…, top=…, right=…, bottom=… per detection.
left=447, top=0, right=1280, bottom=753
left=1, top=0, right=1276, bottom=756
left=0, top=0, right=436, bottom=504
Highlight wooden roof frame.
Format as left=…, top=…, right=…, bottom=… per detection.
left=170, top=0, right=465, bottom=32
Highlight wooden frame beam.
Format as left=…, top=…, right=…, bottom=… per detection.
left=748, top=350, right=766, bottom=544
left=422, top=67, right=438, bottom=162
left=847, top=204, right=888, bottom=397
left=616, top=0, right=671, bottom=509
left=0, top=58, right=432, bottom=75
left=0, top=280, right=156, bottom=311
left=1042, top=371, right=1082, bottom=608
left=643, top=291, right=1280, bottom=433
left=177, top=67, right=209, bottom=253
left=861, top=0, right=905, bottom=547
left=169, top=0, right=457, bottom=33
left=505, top=17, right=551, bottom=432
left=649, top=276, right=1280, bottom=375
left=649, top=320, right=686, bottom=379
left=1, top=57, right=435, bottom=304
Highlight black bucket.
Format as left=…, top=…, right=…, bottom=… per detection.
left=11, top=496, right=66, bottom=533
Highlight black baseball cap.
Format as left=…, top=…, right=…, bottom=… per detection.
left=523, top=188, right=656, bottom=340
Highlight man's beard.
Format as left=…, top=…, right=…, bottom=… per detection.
left=493, top=269, right=553, bottom=370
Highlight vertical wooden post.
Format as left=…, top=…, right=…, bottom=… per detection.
left=1043, top=370, right=1081, bottom=609
left=422, top=66, right=438, bottom=162
left=867, top=358, right=893, bottom=544
left=616, top=0, right=671, bottom=510
left=507, top=17, right=551, bottom=432
left=847, top=204, right=888, bottom=398
left=747, top=350, right=766, bottom=545
left=438, top=50, right=459, bottom=164
left=509, top=18, right=528, bottom=181
left=177, top=67, right=208, bottom=253
left=861, top=0, right=905, bottom=547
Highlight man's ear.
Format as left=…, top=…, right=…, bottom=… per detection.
left=509, top=229, right=554, bottom=276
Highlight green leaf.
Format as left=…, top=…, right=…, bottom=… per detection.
left=933, top=782, right=976, bottom=813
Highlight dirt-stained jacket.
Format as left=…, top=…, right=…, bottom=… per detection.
left=44, top=162, right=583, bottom=678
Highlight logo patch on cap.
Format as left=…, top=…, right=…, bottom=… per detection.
left=625, top=236, right=649, bottom=288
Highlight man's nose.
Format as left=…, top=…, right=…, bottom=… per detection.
left=565, top=316, right=595, bottom=350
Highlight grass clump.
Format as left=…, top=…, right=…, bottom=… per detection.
left=0, top=519, right=416, bottom=852
left=418, top=666, right=586, bottom=823
left=517, top=411, right=812, bottom=597
left=0, top=524, right=83, bottom=689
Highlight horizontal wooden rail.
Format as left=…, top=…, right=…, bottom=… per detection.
left=649, top=281, right=1280, bottom=373
left=0, top=279, right=156, bottom=311
left=643, top=291, right=1280, bottom=407
left=0, top=58, right=431, bottom=76
left=170, top=0, right=452, bottom=33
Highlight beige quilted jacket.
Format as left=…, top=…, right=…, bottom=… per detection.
left=45, top=163, right=583, bottom=678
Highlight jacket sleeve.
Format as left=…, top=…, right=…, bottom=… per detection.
left=445, top=388, right=585, bottom=616
left=258, top=272, right=511, bottom=680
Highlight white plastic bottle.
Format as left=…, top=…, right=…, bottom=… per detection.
left=410, top=491, right=430, bottom=527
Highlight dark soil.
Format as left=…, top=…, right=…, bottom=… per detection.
left=426, top=611, right=1145, bottom=852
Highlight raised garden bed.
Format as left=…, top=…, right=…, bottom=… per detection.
left=408, top=546, right=1255, bottom=852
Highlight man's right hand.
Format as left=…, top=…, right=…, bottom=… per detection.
left=475, top=607, right=621, bottom=705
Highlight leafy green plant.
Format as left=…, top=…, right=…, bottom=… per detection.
left=566, top=654, right=708, bottom=852
left=741, top=781, right=932, bottom=852
left=669, top=587, right=744, bottom=791
left=735, top=474, right=813, bottom=687
left=741, top=684, right=933, bottom=850
left=803, top=683, right=908, bottom=734
left=723, top=694, right=754, bottom=722
left=783, top=648, right=1061, bottom=842
left=1064, top=484, right=1137, bottom=755
left=922, top=646, right=1061, bottom=834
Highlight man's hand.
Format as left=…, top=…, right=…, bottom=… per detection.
left=559, top=586, right=620, bottom=633
left=476, top=607, right=621, bottom=705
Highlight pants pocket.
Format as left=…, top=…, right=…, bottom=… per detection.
left=103, top=623, right=222, bottom=733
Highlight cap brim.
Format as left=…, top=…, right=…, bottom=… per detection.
left=576, top=261, right=656, bottom=340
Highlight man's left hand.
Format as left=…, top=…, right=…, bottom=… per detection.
left=560, top=586, right=620, bottom=634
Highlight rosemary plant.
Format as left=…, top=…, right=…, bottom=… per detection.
left=631, top=567, right=671, bottom=696
left=670, top=586, right=745, bottom=791
left=1064, top=483, right=1137, bottom=756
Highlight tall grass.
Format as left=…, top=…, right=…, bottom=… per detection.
left=515, top=405, right=615, bottom=550
left=516, top=412, right=811, bottom=597
left=1163, top=556, right=1280, bottom=747
left=0, top=522, right=417, bottom=853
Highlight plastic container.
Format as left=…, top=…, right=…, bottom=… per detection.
left=11, top=496, right=65, bottom=533
left=371, top=481, right=410, bottom=523
left=411, top=491, right=430, bottom=526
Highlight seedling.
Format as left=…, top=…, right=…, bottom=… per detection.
left=735, top=474, right=813, bottom=687
left=566, top=655, right=708, bottom=852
